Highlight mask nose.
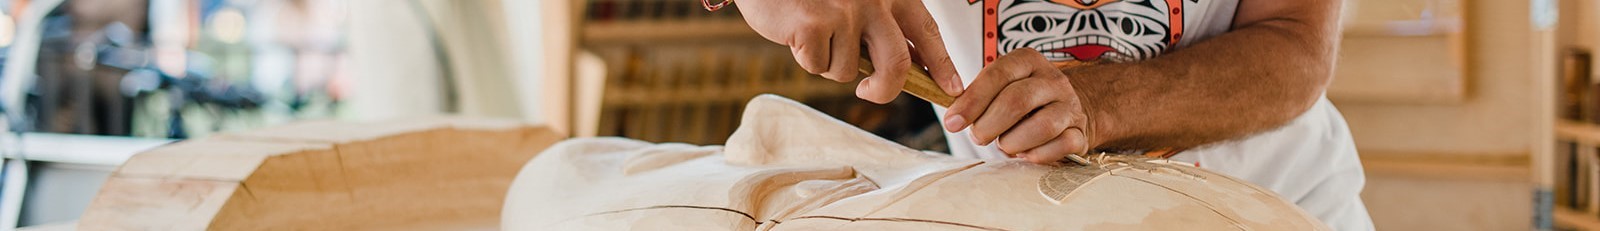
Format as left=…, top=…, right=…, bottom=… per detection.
left=1070, top=9, right=1108, bottom=32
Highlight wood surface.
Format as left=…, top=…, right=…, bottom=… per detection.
left=503, top=94, right=1328, bottom=230
left=1330, top=0, right=1554, bottom=230
left=1556, top=207, right=1600, bottom=231
left=77, top=117, right=565, bottom=230
left=855, top=57, right=954, bottom=108
left=855, top=57, right=1095, bottom=108
left=1329, top=0, right=1469, bottom=104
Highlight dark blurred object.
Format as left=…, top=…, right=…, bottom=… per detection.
left=1559, top=48, right=1599, bottom=215
left=20, top=0, right=336, bottom=139
left=27, top=0, right=148, bottom=136
left=586, top=0, right=737, bottom=23
left=1559, top=48, right=1593, bottom=210
left=578, top=0, right=944, bottom=150
left=1568, top=49, right=1593, bottom=121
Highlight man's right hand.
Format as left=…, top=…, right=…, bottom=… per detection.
left=734, top=0, right=963, bottom=104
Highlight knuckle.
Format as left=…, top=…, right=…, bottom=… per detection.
left=1048, top=118, right=1071, bottom=135
left=888, top=55, right=913, bottom=72
left=998, top=83, right=1028, bottom=102
left=792, top=13, right=830, bottom=30
left=1050, top=112, right=1073, bottom=130
left=1004, top=99, right=1027, bottom=114
left=1061, top=141, right=1082, bottom=154
left=999, top=141, right=1019, bottom=154
left=792, top=46, right=821, bottom=60
left=977, top=131, right=998, bottom=143
left=1014, top=47, right=1040, bottom=55
left=797, top=23, right=829, bottom=35
left=931, top=53, right=954, bottom=66
left=919, top=19, right=943, bottom=38
left=1060, top=132, right=1086, bottom=153
left=980, top=68, right=1011, bottom=81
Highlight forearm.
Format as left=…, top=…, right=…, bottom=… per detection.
left=1069, top=4, right=1341, bottom=151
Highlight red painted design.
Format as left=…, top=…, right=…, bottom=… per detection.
left=975, top=0, right=1187, bottom=65
left=983, top=0, right=1000, bottom=65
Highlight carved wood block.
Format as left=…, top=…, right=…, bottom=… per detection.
left=78, top=117, right=565, bottom=230
left=504, top=95, right=1329, bottom=230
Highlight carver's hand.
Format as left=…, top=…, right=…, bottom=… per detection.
left=943, top=48, right=1092, bottom=164
left=734, top=0, right=962, bottom=103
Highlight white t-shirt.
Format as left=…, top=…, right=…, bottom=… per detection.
left=922, top=0, right=1375, bottom=230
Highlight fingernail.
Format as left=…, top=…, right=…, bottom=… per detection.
left=944, top=76, right=963, bottom=95
left=943, top=115, right=967, bottom=132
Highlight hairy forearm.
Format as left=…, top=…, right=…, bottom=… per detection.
left=1067, top=4, right=1341, bottom=151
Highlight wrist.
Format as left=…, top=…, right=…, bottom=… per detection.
left=1062, top=70, right=1119, bottom=150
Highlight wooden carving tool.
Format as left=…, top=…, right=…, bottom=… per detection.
left=854, top=56, right=1095, bottom=108
left=855, top=57, right=955, bottom=108
left=856, top=54, right=1098, bottom=165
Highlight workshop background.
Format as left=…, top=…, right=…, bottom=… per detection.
left=0, top=0, right=1592, bottom=230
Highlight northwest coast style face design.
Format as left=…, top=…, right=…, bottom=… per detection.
left=980, top=0, right=1184, bottom=64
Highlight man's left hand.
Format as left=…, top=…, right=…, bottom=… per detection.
left=942, top=48, right=1093, bottom=165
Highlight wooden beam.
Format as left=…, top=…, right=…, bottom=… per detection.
left=1359, top=151, right=1530, bottom=182
left=1557, top=207, right=1600, bottom=231
left=78, top=117, right=566, bottom=230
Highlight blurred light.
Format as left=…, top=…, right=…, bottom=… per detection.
left=151, top=0, right=190, bottom=77
left=156, top=46, right=187, bottom=78
left=209, top=8, right=246, bottom=44
left=73, top=42, right=97, bottom=70
left=0, top=11, right=13, bottom=47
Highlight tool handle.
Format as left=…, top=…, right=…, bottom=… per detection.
left=854, top=55, right=1094, bottom=108
left=855, top=58, right=955, bottom=107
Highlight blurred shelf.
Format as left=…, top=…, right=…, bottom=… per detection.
left=1558, top=120, right=1600, bottom=145
left=1358, top=150, right=1528, bottom=182
left=583, top=20, right=763, bottom=44
left=1557, top=206, right=1600, bottom=231
left=14, top=133, right=173, bottom=166
left=1342, top=21, right=1462, bottom=38
left=603, top=83, right=851, bottom=106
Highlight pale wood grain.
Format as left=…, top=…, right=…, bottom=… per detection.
left=78, top=117, right=566, bottom=230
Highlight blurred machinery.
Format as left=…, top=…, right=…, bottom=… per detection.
left=7, top=0, right=345, bottom=140
left=0, top=0, right=347, bottom=228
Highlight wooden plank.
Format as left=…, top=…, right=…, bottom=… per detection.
left=1559, top=120, right=1600, bottom=146
left=1557, top=207, right=1600, bottom=231
left=1328, top=0, right=1467, bottom=105
left=1359, top=151, right=1530, bottom=182
left=1328, top=35, right=1467, bottom=104
left=80, top=118, right=567, bottom=230
left=1365, top=174, right=1533, bottom=230
left=214, top=119, right=442, bottom=144
left=78, top=177, right=239, bottom=230
left=602, top=84, right=852, bottom=106
left=583, top=20, right=761, bottom=44
left=114, top=140, right=331, bottom=181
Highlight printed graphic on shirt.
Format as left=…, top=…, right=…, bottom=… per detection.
left=972, top=0, right=1188, bottom=65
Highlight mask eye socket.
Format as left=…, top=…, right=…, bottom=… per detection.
left=1114, top=17, right=1146, bottom=36
left=1009, top=15, right=1067, bottom=33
